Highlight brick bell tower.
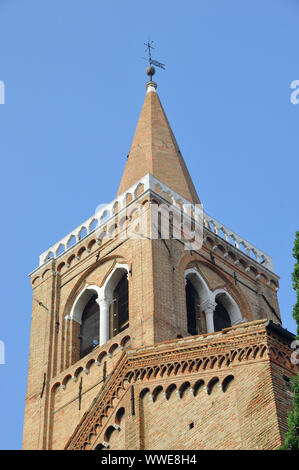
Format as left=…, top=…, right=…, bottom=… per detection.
left=23, top=65, right=297, bottom=450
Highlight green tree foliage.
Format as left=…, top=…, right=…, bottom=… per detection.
left=280, top=231, right=299, bottom=450
left=292, top=232, right=299, bottom=340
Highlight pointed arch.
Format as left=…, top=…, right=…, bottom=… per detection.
left=67, top=285, right=101, bottom=358
left=212, top=288, right=243, bottom=328
left=101, top=263, right=130, bottom=339
left=184, top=267, right=213, bottom=335
left=185, top=268, right=212, bottom=302
left=69, top=285, right=102, bottom=324
left=101, top=263, right=129, bottom=300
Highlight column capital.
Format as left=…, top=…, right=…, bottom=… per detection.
left=96, top=296, right=112, bottom=306
left=201, top=299, right=216, bottom=314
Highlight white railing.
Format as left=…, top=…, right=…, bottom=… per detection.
left=203, top=214, right=274, bottom=271
left=37, top=174, right=274, bottom=273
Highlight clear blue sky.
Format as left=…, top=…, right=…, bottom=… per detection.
left=0, top=0, right=298, bottom=450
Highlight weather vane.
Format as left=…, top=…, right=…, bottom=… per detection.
left=142, top=40, right=165, bottom=82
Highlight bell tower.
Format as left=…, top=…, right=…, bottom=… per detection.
left=23, top=61, right=297, bottom=450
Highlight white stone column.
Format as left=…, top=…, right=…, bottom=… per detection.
left=202, top=300, right=216, bottom=333
left=96, top=297, right=111, bottom=346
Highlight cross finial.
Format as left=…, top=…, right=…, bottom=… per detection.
left=144, top=40, right=155, bottom=66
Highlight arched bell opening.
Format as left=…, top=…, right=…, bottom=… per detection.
left=69, top=285, right=102, bottom=361
left=110, top=273, right=129, bottom=338
left=185, top=273, right=207, bottom=336
left=79, top=294, right=100, bottom=358
left=186, top=278, right=200, bottom=335
left=213, top=294, right=232, bottom=332
left=213, top=291, right=242, bottom=332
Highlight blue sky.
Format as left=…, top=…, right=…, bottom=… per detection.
left=0, top=0, right=298, bottom=449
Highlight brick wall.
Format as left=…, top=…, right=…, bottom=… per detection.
left=24, top=205, right=286, bottom=450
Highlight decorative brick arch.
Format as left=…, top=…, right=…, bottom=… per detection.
left=70, top=267, right=129, bottom=346
left=68, top=284, right=102, bottom=324
left=95, top=263, right=130, bottom=346
left=185, top=267, right=213, bottom=303
left=184, top=267, right=244, bottom=330
left=212, top=288, right=244, bottom=326
left=100, top=263, right=129, bottom=301
left=180, top=254, right=253, bottom=331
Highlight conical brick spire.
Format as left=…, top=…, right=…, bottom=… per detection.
left=117, top=82, right=200, bottom=204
